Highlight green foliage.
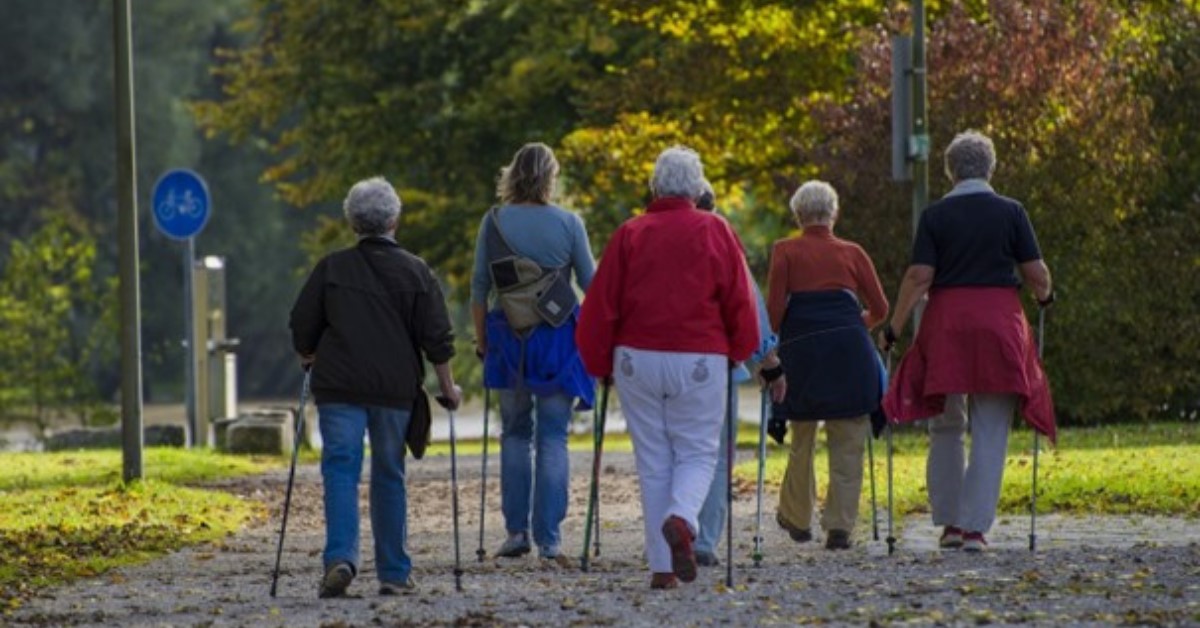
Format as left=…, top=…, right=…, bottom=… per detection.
left=0, top=214, right=117, bottom=430
left=743, top=422, right=1200, bottom=520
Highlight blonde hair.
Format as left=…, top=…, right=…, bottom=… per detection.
left=497, top=143, right=559, bottom=204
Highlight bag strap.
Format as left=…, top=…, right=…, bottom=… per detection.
left=485, top=206, right=519, bottom=260
left=356, top=244, right=425, bottom=383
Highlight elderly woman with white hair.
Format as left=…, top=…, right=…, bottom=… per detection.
left=291, top=176, right=461, bottom=598
left=766, top=180, right=889, bottom=551
left=879, top=130, right=1055, bottom=553
left=577, top=146, right=760, bottom=589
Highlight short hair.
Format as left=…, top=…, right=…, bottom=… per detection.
left=497, top=142, right=559, bottom=204
left=696, top=179, right=715, bottom=211
left=944, top=130, right=996, bottom=182
left=344, top=176, right=401, bottom=236
left=789, top=180, right=839, bottom=225
left=650, top=146, right=706, bottom=199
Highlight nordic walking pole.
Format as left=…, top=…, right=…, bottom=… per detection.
left=593, top=384, right=610, bottom=558
left=438, top=390, right=465, bottom=592
left=885, top=351, right=896, bottom=556
left=581, top=381, right=610, bottom=571
left=270, top=368, right=311, bottom=597
left=752, top=388, right=768, bottom=567
left=1030, top=306, right=1046, bottom=552
left=476, top=387, right=490, bottom=562
left=725, top=366, right=735, bottom=588
left=867, top=428, right=879, bottom=542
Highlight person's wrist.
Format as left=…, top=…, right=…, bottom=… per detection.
left=761, top=364, right=784, bottom=383
left=1037, top=290, right=1056, bottom=308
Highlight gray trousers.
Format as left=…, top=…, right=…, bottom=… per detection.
left=926, top=393, right=1017, bottom=533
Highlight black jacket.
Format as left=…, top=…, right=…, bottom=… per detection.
left=289, top=237, right=455, bottom=408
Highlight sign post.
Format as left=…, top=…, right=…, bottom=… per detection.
left=152, top=169, right=211, bottom=447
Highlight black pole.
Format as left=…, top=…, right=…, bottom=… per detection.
left=112, top=0, right=143, bottom=483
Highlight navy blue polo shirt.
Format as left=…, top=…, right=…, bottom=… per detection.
left=911, top=189, right=1043, bottom=287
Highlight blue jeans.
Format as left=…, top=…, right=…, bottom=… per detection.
left=696, top=386, right=739, bottom=554
left=319, top=403, right=411, bottom=582
left=498, top=389, right=573, bottom=555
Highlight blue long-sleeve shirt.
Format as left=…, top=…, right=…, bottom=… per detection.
left=470, top=204, right=595, bottom=305
left=734, top=284, right=778, bottom=383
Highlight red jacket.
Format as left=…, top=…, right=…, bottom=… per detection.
left=576, top=197, right=760, bottom=377
left=883, top=287, right=1056, bottom=443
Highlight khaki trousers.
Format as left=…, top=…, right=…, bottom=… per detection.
left=777, top=416, right=870, bottom=533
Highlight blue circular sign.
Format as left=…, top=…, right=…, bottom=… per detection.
left=152, top=169, right=210, bottom=239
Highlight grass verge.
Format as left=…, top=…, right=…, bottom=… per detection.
left=0, top=449, right=276, bottom=614
left=736, top=421, right=1200, bottom=519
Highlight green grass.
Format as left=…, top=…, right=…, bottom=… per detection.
left=736, top=421, right=1200, bottom=519
left=0, top=448, right=276, bottom=614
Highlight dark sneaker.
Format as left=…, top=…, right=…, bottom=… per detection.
left=495, top=532, right=531, bottom=558
left=378, top=576, right=416, bottom=595
left=694, top=550, right=720, bottom=567
left=776, top=513, right=813, bottom=543
left=661, top=515, right=697, bottom=583
left=962, top=531, right=988, bottom=553
left=939, top=525, right=964, bottom=549
left=825, top=529, right=851, bottom=550
left=318, top=561, right=354, bottom=599
left=650, top=572, right=679, bottom=590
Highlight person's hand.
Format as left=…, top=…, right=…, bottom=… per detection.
left=436, top=384, right=463, bottom=411
left=767, top=374, right=787, bottom=404
left=474, top=343, right=486, bottom=361
left=767, top=416, right=788, bottom=445
left=299, top=353, right=315, bottom=370
left=1037, top=290, right=1055, bottom=309
left=876, top=324, right=898, bottom=353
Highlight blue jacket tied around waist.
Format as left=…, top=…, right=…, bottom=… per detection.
left=772, top=290, right=885, bottom=423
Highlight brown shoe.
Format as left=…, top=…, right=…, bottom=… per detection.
left=650, top=572, right=679, bottom=589
left=825, top=529, right=851, bottom=550
left=776, top=513, right=813, bottom=543
left=661, top=515, right=697, bottom=583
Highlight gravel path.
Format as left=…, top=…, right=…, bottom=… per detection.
left=9, top=450, right=1200, bottom=627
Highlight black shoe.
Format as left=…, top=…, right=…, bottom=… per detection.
left=825, top=529, right=851, bottom=550
left=318, top=561, right=354, bottom=599
left=775, top=513, right=812, bottom=543
left=379, top=576, right=417, bottom=595
left=694, top=550, right=720, bottom=567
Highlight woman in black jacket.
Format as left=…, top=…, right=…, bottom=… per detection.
left=290, top=176, right=461, bottom=598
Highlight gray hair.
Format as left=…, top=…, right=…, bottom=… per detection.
left=789, top=180, right=839, bottom=225
left=650, top=146, right=706, bottom=199
left=696, top=179, right=715, bottom=211
left=944, top=130, right=996, bottom=182
left=343, top=176, right=401, bottom=236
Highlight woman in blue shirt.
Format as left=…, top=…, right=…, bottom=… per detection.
left=470, top=143, right=596, bottom=563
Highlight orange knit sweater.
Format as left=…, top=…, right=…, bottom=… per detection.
left=766, top=225, right=889, bottom=332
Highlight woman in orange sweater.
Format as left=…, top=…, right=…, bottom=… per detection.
left=766, top=180, right=888, bottom=550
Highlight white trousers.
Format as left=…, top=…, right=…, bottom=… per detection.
left=927, top=393, right=1017, bottom=533
left=614, top=346, right=728, bottom=573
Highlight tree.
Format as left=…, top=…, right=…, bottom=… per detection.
left=0, top=213, right=117, bottom=432
left=802, top=0, right=1197, bottom=421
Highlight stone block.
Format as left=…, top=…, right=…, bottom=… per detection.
left=225, top=410, right=293, bottom=455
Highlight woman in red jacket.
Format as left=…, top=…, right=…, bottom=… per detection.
left=576, top=146, right=759, bottom=590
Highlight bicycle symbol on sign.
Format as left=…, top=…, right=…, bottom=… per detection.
left=155, top=189, right=205, bottom=222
